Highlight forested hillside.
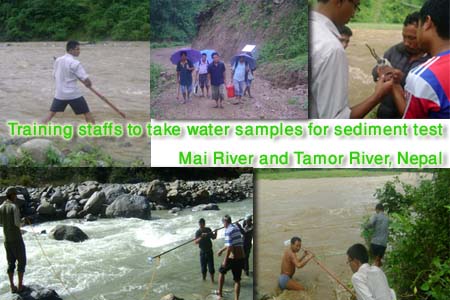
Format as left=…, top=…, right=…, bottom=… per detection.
left=353, top=0, right=426, bottom=23
left=0, top=0, right=149, bottom=41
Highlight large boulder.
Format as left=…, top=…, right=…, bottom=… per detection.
left=36, top=200, right=56, bottom=216
left=17, top=139, right=63, bottom=164
left=64, top=200, right=79, bottom=213
left=10, top=284, right=62, bottom=300
left=103, top=184, right=126, bottom=204
left=77, top=181, right=99, bottom=199
left=146, top=180, right=167, bottom=205
left=50, top=225, right=88, bottom=242
left=49, top=189, right=68, bottom=206
left=191, top=203, right=220, bottom=212
left=106, top=194, right=151, bottom=220
left=82, top=191, right=105, bottom=215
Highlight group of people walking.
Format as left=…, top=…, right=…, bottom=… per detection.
left=176, top=51, right=255, bottom=108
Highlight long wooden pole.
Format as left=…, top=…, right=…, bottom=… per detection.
left=305, top=249, right=357, bottom=298
left=87, top=86, right=126, bottom=119
left=149, top=218, right=245, bottom=261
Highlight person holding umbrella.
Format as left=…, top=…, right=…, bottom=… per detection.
left=176, top=51, right=195, bottom=103
left=231, top=56, right=249, bottom=104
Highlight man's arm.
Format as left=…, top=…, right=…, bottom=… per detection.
left=194, top=230, right=202, bottom=244
left=211, top=229, right=217, bottom=240
left=14, top=205, right=21, bottom=229
left=350, top=76, right=393, bottom=118
left=293, top=251, right=314, bottom=269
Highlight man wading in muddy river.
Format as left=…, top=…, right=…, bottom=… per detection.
left=43, top=41, right=95, bottom=123
left=278, top=237, right=314, bottom=291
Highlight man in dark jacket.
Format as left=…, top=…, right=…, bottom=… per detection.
left=372, top=12, right=431, bottom=118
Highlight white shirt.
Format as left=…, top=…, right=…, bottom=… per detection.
left=197, top=59, right=209, bottom=75
left=53, top=53, right=89, bottom=100
left=352, top=264, right=396, bottom=300
left=310, top=11, right=351, bottom=118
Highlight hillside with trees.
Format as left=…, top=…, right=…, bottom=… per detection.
left=0, top=0, right=149, bottom=41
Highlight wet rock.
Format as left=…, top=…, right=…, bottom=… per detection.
left=10, top=284, right=62, bottom=300
left=50, top=225, right=89, bottom=243
left=17, top=139, right=63, bottom=164
left=77, top=181, right=99, bottom=199
left=85, top=214, right=97, bottom=222
left=66, top=210, right=78, bottom=219
left=82, top=191, right=106, bottom=215
left=36, top=200, right=56, bottom=216
left=169, top=207, right=181, bottom=214
left=49, top=189, right=68, bottom=206
left=146, top=180, right=167, bottom=205
left=191, top=203, right=220, bottom=212
left=65, top=200, right=79, bottom=213
left=103, top=184, right=126, bottom=204
left=106, top=194, right=151, bottom=220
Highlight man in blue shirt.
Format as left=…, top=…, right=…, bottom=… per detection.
left=231, top=56, right=249, bottom=104
left=176, top=51, right=195, bottom=103
left=217, top=215, right=245, bottom=300
left=207, top=53, right=226, bottom=109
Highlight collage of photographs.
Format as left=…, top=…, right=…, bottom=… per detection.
left=0, top=1, right=449, bottom=300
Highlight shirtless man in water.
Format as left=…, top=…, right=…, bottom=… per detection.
left=217, top=215, right=245, bottom=300
left=279, top=236, right=315, bottom=291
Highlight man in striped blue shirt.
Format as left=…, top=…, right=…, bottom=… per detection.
left=217, top=215, right=245, bottom=300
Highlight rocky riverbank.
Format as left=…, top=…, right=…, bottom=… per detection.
left=0, top=174, right=253, bottom=223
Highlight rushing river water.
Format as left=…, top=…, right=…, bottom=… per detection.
left=0, top=42, right=150, bottom=164
left=255, top=173, right=425, bottom=300
left=0, top=199, right=253, bottom=300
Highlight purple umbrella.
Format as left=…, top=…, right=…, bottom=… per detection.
left=170, top=48, right=202, bottom=65
left=230, top=53, right=256, bottom=70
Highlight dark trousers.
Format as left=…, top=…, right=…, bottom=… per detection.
left=5, top=240, right=27, bottom=273
left=200, top=250, right=215, bottom=276
left=244, top=244, right=252, bottom=272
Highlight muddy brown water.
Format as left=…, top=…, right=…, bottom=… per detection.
left=0, top=42, right=150, bottom=164
left=346, top=28, right=402, bottom=113
left=255, top=173, right=425, bottom=300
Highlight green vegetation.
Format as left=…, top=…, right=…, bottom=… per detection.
left=353, top=0, right=425, bottom=24
left=150, top=0, right=207, bottom=42
left=0, top=168, right=252, bottom=187
left=258, top=0, right=308, bottom=64
left=256, top=169, right=402, bottom=180
left=0, top=0, right=149, bottom=41
left=365, top=170, right=450, bottom=299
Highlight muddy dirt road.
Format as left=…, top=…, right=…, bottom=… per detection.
left=151, top=46, right=307, bottom=120
left=255, top=173, right=424, bottom=300
left=346, top=27, right=402, bottom=113
left=0, top=42, right=150, bottom=164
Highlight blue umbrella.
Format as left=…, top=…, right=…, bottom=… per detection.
left=230, top=53, right=256, bottom=70
left=170, top=48, right=202, bottom=65
left=200, top=49, right=217, bottom=62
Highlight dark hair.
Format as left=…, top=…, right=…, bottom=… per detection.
left=180, top=51, right=187, bottom=57
left=212, top=52, right=219, bottom=58
left=419, top=0, right=450, bottom=39
left=202, top=53, right=207, bottom=56
left=404, top=12, right=420, bottom=27
left=338, top=25, right=353, bottom=36
left=291, top=236, right=302, bottom=244
left=199, top=218, right=205, bottom=224
left=222, top=214, right=232, bottom=224
left=317, top=0, right=330, bottom=2
left=66, top=40, right=80, bottom=52
left=347, top=243, right=369, bottom=264
left=376, top=203, right=384, bottom=211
